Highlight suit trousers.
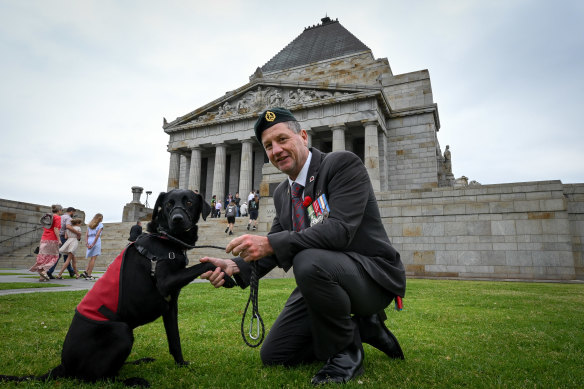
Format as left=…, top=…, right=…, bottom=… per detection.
left=260, top=248, right=393, bottom=365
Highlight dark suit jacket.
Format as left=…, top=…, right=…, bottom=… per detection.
left=235, top=148, right=405, bottom=298
left=128, top=224, right=142, bottom=242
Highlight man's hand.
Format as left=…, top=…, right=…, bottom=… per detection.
left=225, top=234, right=273, bottom=262
left=200, top=257, right=239, bottom=288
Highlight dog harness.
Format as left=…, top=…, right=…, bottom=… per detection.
left=76, top=249, right=124, bottom=322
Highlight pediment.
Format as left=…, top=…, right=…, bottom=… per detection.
left=163, top=81, right=382, bottom=131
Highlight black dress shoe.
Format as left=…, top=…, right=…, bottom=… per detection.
left=311, top=342, right=364, bottom=385
left=355, top=313, right=404, bottom=359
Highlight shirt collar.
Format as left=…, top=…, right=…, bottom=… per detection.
left=288, top=151, right=312, bottom=188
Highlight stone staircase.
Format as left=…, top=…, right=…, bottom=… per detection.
left=1, top=217, right=290, bottom=278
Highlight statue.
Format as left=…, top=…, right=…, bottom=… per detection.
left=443, top=145, right=452, bottom=175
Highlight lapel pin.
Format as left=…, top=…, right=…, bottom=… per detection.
left=309, top=176, right=314, bottom=182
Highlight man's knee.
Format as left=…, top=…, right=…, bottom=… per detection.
left=292, top=249, right=327, bottom=280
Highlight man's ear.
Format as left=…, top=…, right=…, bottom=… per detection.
left=147, top=191, right=166, bottom=233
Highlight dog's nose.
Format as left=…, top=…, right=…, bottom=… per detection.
left=171, top=214, right=184, bottom=225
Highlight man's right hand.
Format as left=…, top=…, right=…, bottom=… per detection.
left=200, top=257, right=239, bottom=288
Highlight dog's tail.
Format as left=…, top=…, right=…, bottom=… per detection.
left=0, top=364, right=67, bottom=384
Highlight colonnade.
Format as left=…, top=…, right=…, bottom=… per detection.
left=167, top=120, right=383, bottom=203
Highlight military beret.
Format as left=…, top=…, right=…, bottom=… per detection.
left=254, top=107, right=298, bottom=144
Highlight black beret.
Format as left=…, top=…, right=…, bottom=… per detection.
left=254, top=107, right=297, bottom=144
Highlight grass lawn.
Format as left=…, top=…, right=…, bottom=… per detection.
left=0, top=282, right=66, bottom=290
left=0, top=278, right=582, bottom=388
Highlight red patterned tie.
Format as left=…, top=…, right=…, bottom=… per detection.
left=291, top=182, right=307, bottom=231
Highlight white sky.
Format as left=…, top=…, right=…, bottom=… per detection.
left=1, top=0, right=583, bottom=222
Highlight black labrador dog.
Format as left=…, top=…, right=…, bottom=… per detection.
left=1, top=189, right=234, bottom=387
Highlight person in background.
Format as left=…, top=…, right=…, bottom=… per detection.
left=128, top=220, right=142, bottom=242
left=56, top=218, right=83, bottom=279
left=30, top=204, right=63, bottom=282
left=225, top=201, right=237, bottom=235
left=240, top=201, right=248, bottom=217
left=81, top=213, right=103, bottom=281
left=47, top=206, right=80, bottom=278
left=215, top=199, right=222, bottom=218
left=247, top=195, right=259, bottom=231
left=234, top=192, right=241, bottom=217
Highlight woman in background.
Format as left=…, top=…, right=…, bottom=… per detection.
left=82, top=213, right=103, bottom=281
left=30, top=204, right=63, bottom=281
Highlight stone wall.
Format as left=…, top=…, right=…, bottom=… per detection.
left=387, top=112, right=440, bottom=191
left=256, top=179, right=584, bottom=281
left=0, top=199, right=49, bottom=255
left=380, top=180, right=582, bottom=280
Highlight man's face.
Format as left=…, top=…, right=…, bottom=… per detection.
left=261, top=122, right=309, bottom=180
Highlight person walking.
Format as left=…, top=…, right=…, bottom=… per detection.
left=247, top=195, right=259, bottom=231
left=81, top=213, right=103, bottom=281
left=224, top=201, right=237, bottom=235
left=56, top=218, right=82, bottom=279
left=30, top=204, right=63, bottom=282
left=47, top=206, right=80, bottom=278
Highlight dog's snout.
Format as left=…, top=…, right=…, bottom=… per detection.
left=172, top=214, right=185, bottom=225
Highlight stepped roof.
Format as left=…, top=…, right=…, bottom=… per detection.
left=261, top=16, right=370, bottom=73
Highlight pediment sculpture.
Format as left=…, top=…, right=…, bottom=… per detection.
left=191, top=86, right=351, bottom=124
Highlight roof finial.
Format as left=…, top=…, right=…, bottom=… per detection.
left=321, top=15, right=332, bottom=24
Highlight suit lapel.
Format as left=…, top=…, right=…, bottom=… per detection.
left=303, top=148, right=324, bottom=202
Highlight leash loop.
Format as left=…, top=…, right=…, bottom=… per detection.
left=241, top=261, right=265, bottom=347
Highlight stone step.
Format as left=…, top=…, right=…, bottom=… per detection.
left=1, top=217, right=262, bottom=271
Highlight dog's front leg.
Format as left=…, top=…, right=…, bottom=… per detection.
left=162, top=294, right=188, bottom=365
left=156, top=262, right=230, bottom=297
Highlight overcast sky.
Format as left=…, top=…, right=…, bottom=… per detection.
left=1, top=0, right=583, bottom=222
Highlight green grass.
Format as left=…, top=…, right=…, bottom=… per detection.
left=0, top=273, right=29, bottom=276
left=0, top=279, right=582, bottom=388
left=0, top=282, right=66, bottom=290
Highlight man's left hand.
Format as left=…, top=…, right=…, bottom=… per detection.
left=226, top=234, right=273, bottom=262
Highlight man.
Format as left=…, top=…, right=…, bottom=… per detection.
left=48, top=207, right=81, bottom=278
left=128, top=220, right=142, bottom=242
left=201, top=108, right=405, bottom=385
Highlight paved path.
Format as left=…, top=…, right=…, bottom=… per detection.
left=0, top=269, right=98, bottom=296
left=0, top=269, right=208, bottom=296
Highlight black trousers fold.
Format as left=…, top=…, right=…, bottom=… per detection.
left=260, top=248, right=393, bottom=365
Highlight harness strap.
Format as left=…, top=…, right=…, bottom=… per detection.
left=98, top=305, right=121, bottom=321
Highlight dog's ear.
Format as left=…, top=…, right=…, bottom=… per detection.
left=198, top=194, right=212, bottom=221
left=147, top=192, right=166, bottom=233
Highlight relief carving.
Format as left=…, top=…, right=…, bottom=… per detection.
left=191, top=87, right=354, bottom=124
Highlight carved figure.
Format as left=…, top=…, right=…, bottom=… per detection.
left=443, top=145, right=452, bottom=174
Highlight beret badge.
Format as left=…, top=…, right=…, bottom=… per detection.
left=265, top=111, right=276, bottom=122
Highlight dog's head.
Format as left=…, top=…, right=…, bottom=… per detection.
left=147, top=189, right=211, bottom=245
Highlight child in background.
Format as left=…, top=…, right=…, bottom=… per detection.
left=56, top=218, right=82, bottom=279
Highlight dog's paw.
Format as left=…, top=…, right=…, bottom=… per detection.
left=176, top=360, right=190, bottom=367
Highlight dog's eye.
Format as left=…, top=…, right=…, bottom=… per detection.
left=186, top=201, right=193, bottom=207
left=166, top=202, right=173, bottom=208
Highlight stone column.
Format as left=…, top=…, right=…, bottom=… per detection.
left=239, top=140, right=253, bottom=201
left=188, top=147, right=202, bottom=192
left=331, top=124, right=346, bottom=152
left=212, top=143, right=227, bottom=206
left=167, top=151, right=180, bottom=191
left=364, top=121, right=381, bottom=192
left=179, top=154, right=190, bottom=189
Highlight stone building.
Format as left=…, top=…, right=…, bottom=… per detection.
left=162, top=17, right=584, bottom=281
left=163, top=16, right=449, bottom=204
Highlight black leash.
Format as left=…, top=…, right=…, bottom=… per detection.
left=159, top=231, right=265, bottom=348
left=241, top=261, right=265, bottom=347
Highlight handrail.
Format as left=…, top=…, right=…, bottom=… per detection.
left=0, top=226, right=44, bottom=245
